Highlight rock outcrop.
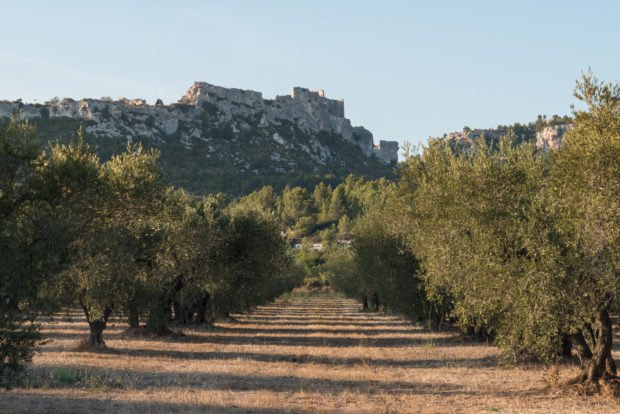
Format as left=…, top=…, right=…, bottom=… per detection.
left=439, top=129, right=511, bottom=152
left=0, top=83, right=398, bottom=165
left=176, top=82, right=394, bottom=160
left=535, top=124, right=571, bottom=153
left=437, top=123, right=571, bottom=153
left=1, top=83, right=399, bottom=195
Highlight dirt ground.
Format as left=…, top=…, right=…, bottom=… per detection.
left=1, top=296, right=618, bottom=413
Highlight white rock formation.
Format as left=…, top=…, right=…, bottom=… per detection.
left=0, top=82, right=399, bottom=164
left=536, top=124, right=571, bottom=153
left=439, top=124, right=571, bottom=153
left=177, top=83, right=395, bottom=161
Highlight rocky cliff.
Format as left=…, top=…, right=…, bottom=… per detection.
left=0, top=83, right=398, bottom=194
left=436, top=121, right=571, bottom=153
left=535, top=124, right=571, bottom=152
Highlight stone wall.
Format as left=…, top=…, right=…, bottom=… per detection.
left=176, top=82, right=380, bottom=155
left=180, top=82, right=263, bottom=108
left=372, top=140, right=399, bottom=164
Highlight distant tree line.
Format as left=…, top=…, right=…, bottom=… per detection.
left=237, top=174, right=395, bottom=240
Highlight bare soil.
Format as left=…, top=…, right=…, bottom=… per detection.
left=1, top=296, right=618, bottom=413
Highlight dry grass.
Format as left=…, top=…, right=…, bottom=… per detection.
left=1, top=297, right=619, bottom=413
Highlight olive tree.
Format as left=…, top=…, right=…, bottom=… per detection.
left=0, top=119, right=47, bottom=388
left=352, top=210, right=437, bottom=322
left=34, top=140, right=164, bottom=348
left=400, top=135, right=561, bottom=357
left=142, top=194, right=299, bottom=333
left=143, top=191, right=228, bottom=332
left=399, top=79, right=619, bottom=386
left=549, top=73, right=619, bottom=384
left=211, top=205, right=295, bottom=316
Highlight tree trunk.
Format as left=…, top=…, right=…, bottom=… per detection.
left=124, top=295, right=140, bottom=328
left=195, top=293, right=210, bottom=325
left=370, top=293, right=380, bottom=311
left=431, top=304, right=444, bottom=330
left=81, top=303, right=111, bottom=349
left=569, top=309, right=617, bottom=385
left=561, top=334, right=573, bottom=358
left=127, top=305, right=140, bottom=328
left=87, top=320, right=107, bottom=348
left=147, top=295, right=171, bottom=335
left=173, top=301, right=182, bottom=322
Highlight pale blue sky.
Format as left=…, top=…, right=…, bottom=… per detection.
left=1, top=1, right=619, bottom=150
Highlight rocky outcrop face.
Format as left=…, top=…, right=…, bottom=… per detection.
left=0, top=101, right=42, bottom=119
left=0, top=83, right=398, bottom=165
left=440, top=129, right=509, bottom=151
left=438, top=123, right=571, bottom=153
left=372, top=141, right=399, bottom=163
left=0, top=98, right=181, bottom=140
left=180, top=82, right=264, bottom=108
left=177, top=82, right=395, bottom=159
left=536, top=124, right=570, bottom=153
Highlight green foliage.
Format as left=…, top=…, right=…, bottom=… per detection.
left=393, top=74, right=618, bottom=382
left=212, top=206, right=296, bottom=314
left=329, top=184, right=347, bottom=221
left=11, top=109, right=396, bottom=197
left=281, top=186, right=317, bottom=236
left=238, top=185, right=279, bottom=216
left=128, top=188, right=300, bottom=332
left=313, top=182, right=332, bottom=223
left=337, top=215, right=352, bottom=235
left=351, top=212, right=428, bottom=321
left=323, top=182, right=442, bottom=323
left=30, top=139, right=165, bottom=345
left=0, top=118, right=45, bottom=388
left=545, top=72, right=619, bottom=379
left=323, top=245, right=359, bottom=298
left=401, top=135, right=560, bottom=358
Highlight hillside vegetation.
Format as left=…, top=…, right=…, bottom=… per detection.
left=0, top=84, right=398, bottom=196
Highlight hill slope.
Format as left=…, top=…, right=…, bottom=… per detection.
left=0, top=83, right=398, bottom=195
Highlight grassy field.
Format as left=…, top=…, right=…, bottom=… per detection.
left=1, top=296, right=618, bottom=413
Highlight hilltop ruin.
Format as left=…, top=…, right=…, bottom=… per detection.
left=0, top=83, right=399, bottom=164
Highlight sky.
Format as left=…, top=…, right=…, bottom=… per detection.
left=1, top=1, right=619, bottom=153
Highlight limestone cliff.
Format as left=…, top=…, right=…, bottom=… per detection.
left=535, top=124, right=571, bottom=153
left=436, top=121, right=571, bottom=153
left=0, top=83, right=398, bottom=195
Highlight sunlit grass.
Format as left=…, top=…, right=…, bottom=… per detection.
left=1, top=297, right=618, bottom=413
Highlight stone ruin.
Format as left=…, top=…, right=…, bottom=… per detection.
left=372, top=140, right=399, bottom=163
left=179, top=82, right=398, bottom=162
